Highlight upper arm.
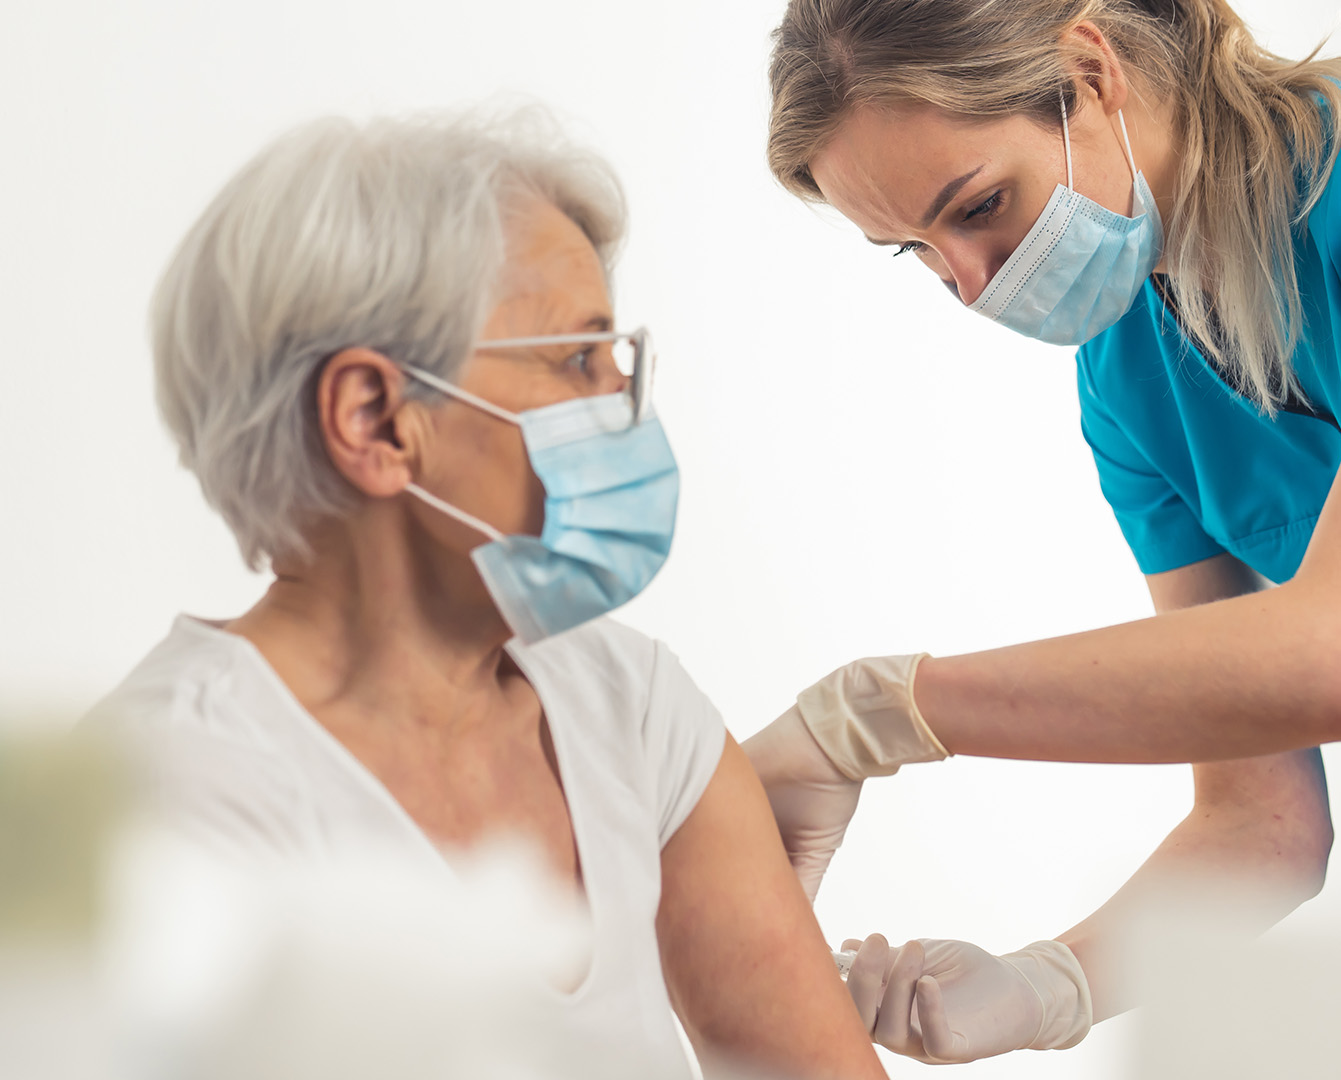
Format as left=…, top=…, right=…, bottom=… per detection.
left=655, top=736, right=885, bottom=1080
left=1144, top=552, right=1266, bottom=613
left=1146, top=556, right=1331, bottom=866
left=1297, top=461, right=1341, bottom=588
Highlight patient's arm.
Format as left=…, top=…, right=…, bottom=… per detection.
left=656, top=735, right=886, bottom=1079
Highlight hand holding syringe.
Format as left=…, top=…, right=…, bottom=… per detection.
left=832, top=949, right=857, bottom=980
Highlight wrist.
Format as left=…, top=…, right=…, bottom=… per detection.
left=909, top=653, right=955, bottom=753
left=1004, top=940, right=1093, bottom=1051
left=795, top=653, right=948, bottom=780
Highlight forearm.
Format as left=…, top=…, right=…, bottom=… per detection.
left=1058, top=762, right=1332, bottom=1019
left=917, top=578, right=1341, bottom=764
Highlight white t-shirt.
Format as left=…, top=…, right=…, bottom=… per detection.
left=83, top=615, right=727, bottom=1076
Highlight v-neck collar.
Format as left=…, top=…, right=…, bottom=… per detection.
left=181, top=616, right=601, bottom=1003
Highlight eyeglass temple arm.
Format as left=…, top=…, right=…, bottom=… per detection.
left=474, top=331, right=632, bottom=348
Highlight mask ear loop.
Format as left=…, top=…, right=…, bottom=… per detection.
left=1115, top=109, right=1140, bottom=180
left=404, top=483, right=506, bottom=543
left=1059, top=89, right=1074, bottom=190
left=399, top=364, right=513, bottom=543
left=1060, top=92, right=1140, bottom=188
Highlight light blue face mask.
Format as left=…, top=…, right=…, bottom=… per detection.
left=967, top=94, right=1164, bottom=346
left=400, top=337, right=678, bottom=644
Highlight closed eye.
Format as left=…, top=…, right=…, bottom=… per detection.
left=892, top=241, right=925, bottom=258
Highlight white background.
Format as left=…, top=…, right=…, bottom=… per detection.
left=4, top=2, right=1341, bottom=1076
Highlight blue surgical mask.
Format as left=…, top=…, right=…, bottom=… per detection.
left=400, top=359, right=678, bottom=644
left=967, top=96, right=1163, bottom=346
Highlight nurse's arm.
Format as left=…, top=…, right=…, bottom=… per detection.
left=1053, top=554, right=1332, bottom=1020
left=656, top=735, right=886, bottom=1080
left=915, top=463, right=1341, bottom=764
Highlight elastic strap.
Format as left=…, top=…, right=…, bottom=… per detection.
left=404, top=483, right=505, bottom=542
left=1059, top=94, right=1139, bottom=187
left=1116, top=108, right=1139, bottom=179
left=1059, top=90, right=1074, bottom=190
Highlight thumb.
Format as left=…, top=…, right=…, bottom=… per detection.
left=788, top=848, right=834, bottom=904
left=915, top=975, right=971, bottom=1063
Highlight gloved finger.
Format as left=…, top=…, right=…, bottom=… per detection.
left=873, top=939, right=926, bottom=1057
left=915, top=974, right=972, bottom=1063
left=841, top=938, right=862, bottom=952
left=740, top=705, right=809, bottom=778
left=844, top=934, right=891, bottom=1032
left=788, top=849, right=834, bottom=904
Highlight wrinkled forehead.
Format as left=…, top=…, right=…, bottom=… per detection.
left=490, top=196, right=614, bottom=329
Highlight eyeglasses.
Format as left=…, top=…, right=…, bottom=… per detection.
left=475, top=327, right=656, bottom=423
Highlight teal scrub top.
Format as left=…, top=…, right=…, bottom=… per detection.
left=1077, top=159, right=1341, bottom=584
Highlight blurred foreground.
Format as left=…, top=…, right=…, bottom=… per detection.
left=0, top=735, right=687, bottom=1080
left=5, top=733, right=1341, bottom=1080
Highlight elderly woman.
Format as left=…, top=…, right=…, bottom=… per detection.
left=84, top=112, right=884, bottom=1079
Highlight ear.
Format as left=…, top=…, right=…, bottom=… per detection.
left=316, top=348, right=423, bottom=498
left=1064, top=20, right=1130, bottom=117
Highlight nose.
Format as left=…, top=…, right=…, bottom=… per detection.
left=923, top=243, right=1002, bottom=307
left=944, top=259, right=996, bottom=308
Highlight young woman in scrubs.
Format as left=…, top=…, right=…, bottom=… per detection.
left=744, top=0, right=1341, bottom=1063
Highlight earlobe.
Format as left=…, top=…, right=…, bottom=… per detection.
left=317, top=347, right=414, bottom=498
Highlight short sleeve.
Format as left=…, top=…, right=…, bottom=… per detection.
left=641, top=642, right=727, bottom=849
left=1077, top=349, right=1226, bottom=574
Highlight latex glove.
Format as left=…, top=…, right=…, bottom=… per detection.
left=843, top=935, right=1092, bottom=1063
left=795, top=654, right=948, bottom=779
left=741, top=705, right=862, bottom=902
left=743, top=654, right=946, bottom=902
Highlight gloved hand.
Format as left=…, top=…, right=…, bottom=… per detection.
left=843, top=935, right=1092, bottom=1064
left=794, top=653, right=947, bottom=779
left=742, top=654, right=946, bottom=902
left=740, top=705, right=862, bottom=902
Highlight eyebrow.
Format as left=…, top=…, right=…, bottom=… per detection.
left=921, top=166, right=985, bottom=228
left=864, top=165, right=987, bottom=246
left=579, top=313, right=614, bottom=333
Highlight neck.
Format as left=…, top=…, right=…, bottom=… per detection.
left=227, top=508, right=514, bottom=721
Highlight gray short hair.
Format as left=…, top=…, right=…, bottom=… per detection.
left=152, top=108, right=627, bottom=570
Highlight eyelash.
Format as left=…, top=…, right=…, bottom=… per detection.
left=891, top=190, right=1006, bottom=258
left=966, top=191, right=1004, bottom=222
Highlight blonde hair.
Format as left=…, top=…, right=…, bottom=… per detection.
left=152, top=108, right=626, bottom=571
left=768, top=0, right=1341, bottom=411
